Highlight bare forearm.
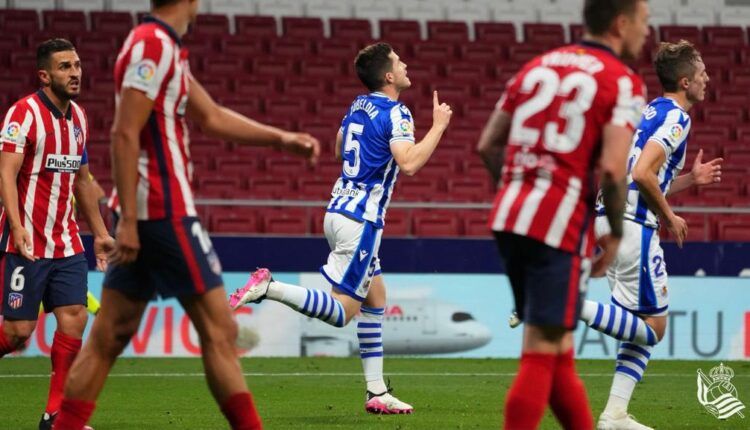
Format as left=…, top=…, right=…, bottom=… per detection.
left=111, top=133, right=140, bottom=222
left=478, top=145, right=505, bottom=185
left=666, top=174, right=694, bottom=196
left=600, top=172, right=626, bottom=238
left=401, top=125, right=446, bottom=174
left=74, top=179, right=109, bottom=237
left=204, top=107, right=284, bottom=147
left=0, top=172, right=23, bottom=229
left=634, top=173, right=674, bottom=221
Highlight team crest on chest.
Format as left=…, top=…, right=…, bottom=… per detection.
left=74, top=126, right=84, bottom=146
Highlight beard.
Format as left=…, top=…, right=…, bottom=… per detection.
left=50, top=78, right=79, bottom=101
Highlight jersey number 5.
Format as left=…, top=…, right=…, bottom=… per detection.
left=510, top=66, right=597, bottom=153
left=343, top=123, right=364, bottom=177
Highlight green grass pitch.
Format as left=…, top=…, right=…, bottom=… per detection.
left=2, top=357, right=748, bottom=429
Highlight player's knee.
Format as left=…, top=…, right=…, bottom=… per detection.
left=56, top=306, right=89, bottom=337
left=104, top=320, right=140, bottom=356
left=4, top=321, right=35, bottom=347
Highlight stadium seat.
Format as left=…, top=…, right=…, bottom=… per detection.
left=352, top=4, right=399, bottom=38
left=220, top=35, right=265, bottom=57
left=523, top=23, right=566, bottom=46
left=90, top=11, right=133, bottom=37
left=43, top=10, right=86, bottom=33
left=261, top=208, right=309, bottom=235
left=413, top=42, right=458, bottom=61
left=703, top=26, right=746, bottom=47
left=460, top=43, right=506, bottom=63
left=475, top=22, right=517, bottom=44
left=264, top=98, right=308, bottom=116
left=218, top=96, right=262, bottom=117
left=703, top=106, right=744, bottom=125
left=210, top=207, right=260, bottom=233
left=396, top=177, right=441, bottom=201
left=268, top=39, right=314, bottom=58
left=462, top=210, right=491, bottom=237
left=382, top=208, right=412, bottom=237
left=282, top=17, right=325, bottom=39
left=427, top=21, right=469, bottom=43
left=314, top=39, right=361, bottom=60
left=235, top=15, right=277, bottom=38
left=247, top=177, right=294, bottom=199
left=0, top=9, right=39, bottom=33
left=251, top=58, right=296, bottom=77
left=444, top=3, right=489, bottom=38
left=381, top=20, right=421, bottom=43
left=660, top=25, right=702, bottom=45
left=192, top=14, right=230, bottom=36
left=197, top=177, right=245, bottom=199
left=413, top=210, right=461, bottom=237
left=296, top=177, right=333, bottom=200
left=716, top=218, right=750, bottom=241
left=330, top=18, right=372, bottom=43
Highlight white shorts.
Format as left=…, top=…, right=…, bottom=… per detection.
left=594, top=217, right=669, bottom=316
left=320, top=212, right=382, bottom=301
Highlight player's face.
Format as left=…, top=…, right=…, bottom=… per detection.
left=686, top=59, right=709, bottom=104
left=388, top=51, right=411, bottom=91
left=621, top=1, right=650, bottom=62
left=42, top=50, right=82, bottom=101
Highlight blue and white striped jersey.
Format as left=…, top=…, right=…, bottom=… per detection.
left=597, top=97, right=691, bottom=228
left=327, top=92, right=415, bottom=228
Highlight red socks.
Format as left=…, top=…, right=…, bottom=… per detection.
left=221, top=392, right=263, bottom=430
left=45, top=331, right=82, bottom=414
left=504, top=352, right=557, bottom=430
left=0, top=327, right=15, bottom=357
left=549, top=350, right=594, bottom=430
left=55, top=398, right=95, bottom=430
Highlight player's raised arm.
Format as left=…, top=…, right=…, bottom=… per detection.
left=632, top=140, right=688, bottom=246
left=109, top=87, right=154, bottom=264
left=0, top=151, right=35, bottom=261
left=477, top=109, right=512, bottom=185
left=391, top=90, right=452, bottom=176
left=186, top=76, right=320, bottom=164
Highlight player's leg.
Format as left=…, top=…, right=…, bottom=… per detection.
left=230, top=213, right=378, bottom=328
left=56, top=276, right=150, bottom=429
left=359, top=273, right=413, bottom=414
left=0, top=254, right=46, bottom=356
left=179, top=287, right=262, bottom=429
left=498, top=233, right=593, bottom=430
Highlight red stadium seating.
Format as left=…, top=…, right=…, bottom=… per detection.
left=210, top=207, right=260, bottom=233
left=90, top=11, right=132, bottom=36
left=43, top=10, right=86, bottom=33
left=261, top=208, right=309, bottom=235
left=413, top=210, right=461, bottom=237
left=475, top=22, right=516, bottom=44
left=330, top=18, right=372, bottom=42
left=193, top=14, right=230, bottom=36
left=0, top=9, right=40, bottom=34
left=523, top=23, right=565, bottom=46
left=235, top=15, right=277, bottom=39
left=282, top=17, right=324, bottom=40
left=380, top=20, right=421, bottom=43
left=427, top=21, right=469, bottom=43
left=703, top=26, right=746, bottom=48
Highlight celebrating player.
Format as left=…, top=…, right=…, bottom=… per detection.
left=477, top=0, right=649, bottom=428
left=229, top=42, right=452, bottom=414
left=55, top=1, right=319, bottom=429
left=585, top=40, right=720, bottom=430
left=0, top=39, right=113, bottom=430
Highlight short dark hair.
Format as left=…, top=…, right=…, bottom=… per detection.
left=355, top=43, right=394, bottom=92
left=583, top=0, right=642, bottom=36
left=36, top=38, right=76, bottom=70
left=654, top=40, right=701, bottom=92
left=152, top=0, right=180, bottom=8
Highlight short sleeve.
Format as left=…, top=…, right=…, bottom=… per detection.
left=0, top=103, right=33, bottom=154
left=496, top=74, right=521, bottom=114
left=608, top=74, right=646, bottom=131
left=122, top=37, right=174, bottom=101
left=388, top=104, right=415, bottom=145
left=81, top=147, right=89, bottom=165
left=648, top=109, right=691, bottom=158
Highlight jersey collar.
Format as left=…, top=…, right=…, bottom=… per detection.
left=36, top=89, right=72, bottom=120
left=577, top=40, right=618, bottom=59
left=143, top=15, right=182, bottom=47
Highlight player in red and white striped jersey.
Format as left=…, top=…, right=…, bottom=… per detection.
left=0, top=39, right=112, bottom=430
left=57, top=1, right=319, bottom=430
left=477, top=1, right=649, bottom=429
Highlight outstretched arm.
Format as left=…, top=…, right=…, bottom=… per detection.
left=186, top=76, right=320, bottom=164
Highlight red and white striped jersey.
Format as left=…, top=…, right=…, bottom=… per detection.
left=0, top=90, right=89, bottom=258
left=113, top=15, right=195, bottom=220
left=489, top=41, right=646, bottom=257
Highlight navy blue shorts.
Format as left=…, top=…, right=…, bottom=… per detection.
left=0, top=253, right=88, bottom=320
left=104, top=217, right=224, bottom=300
left=494, top=232, right=589, bottom=330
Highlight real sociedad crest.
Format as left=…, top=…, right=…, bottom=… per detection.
left=697, top=363, right=745, bottom=420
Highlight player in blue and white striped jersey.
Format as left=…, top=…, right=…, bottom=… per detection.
left=587, top=41, right=722, bottom=430
left=230, top=43, right=453, bottom=415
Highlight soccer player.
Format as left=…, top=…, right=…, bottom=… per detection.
left=477, top=0, right=649, bottom=428
left=228, top=42, right=452, bottom=414
left=585, top=40, right=719, bottom=430
left=54, top=1, right=319, bottom=429
left=0, top=39, right=113, bottom=430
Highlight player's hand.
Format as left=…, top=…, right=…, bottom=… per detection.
left=110, top=219, right=140, bottom=265
left=11, top=225, right=36, bottom=261
left=279, top=131, right=320, bottom=165
left=591, top=234, right=620, bottom=277
left=93, top=234, right=116, bottom=271
left=664, top=214, right=688, bottom=248
left=432, top=91, right=453, bottom=130
left=690, top=149, right=723, bottom=186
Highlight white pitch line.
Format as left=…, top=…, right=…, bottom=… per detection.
left=1, top=372, right=748, bottom=379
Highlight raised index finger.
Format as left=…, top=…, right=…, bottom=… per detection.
left=433, top=90, right=439, bottom=107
